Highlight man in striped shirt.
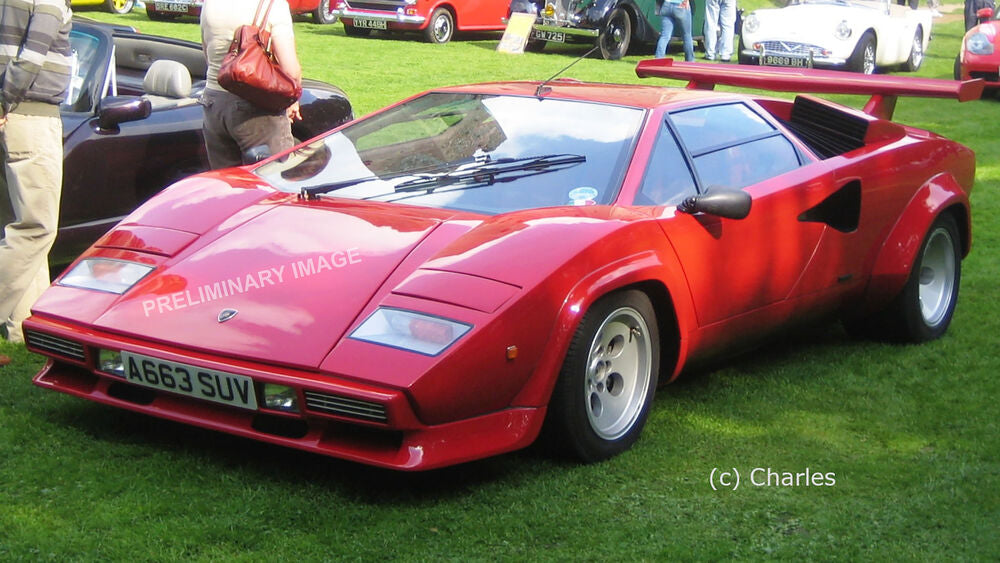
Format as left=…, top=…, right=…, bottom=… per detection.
left=0, top=0, right=72, bottom=364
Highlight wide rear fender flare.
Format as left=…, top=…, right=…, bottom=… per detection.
left=862, top=173, right=971, bottom=313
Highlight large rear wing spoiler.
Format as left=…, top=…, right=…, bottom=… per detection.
left=635, top=59, right=984, bottom=120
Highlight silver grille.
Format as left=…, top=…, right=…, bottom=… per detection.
left=759, top=41, right=824, bottom=57
left=304, top=391, right=388, bottom=423
left=25, top=330, right=86, bottom=361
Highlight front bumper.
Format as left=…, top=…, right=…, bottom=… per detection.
left=25, top=315, right=544, bottom=471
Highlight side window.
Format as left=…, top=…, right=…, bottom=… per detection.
left=695, top=136, right=801, bottom=189
left=636, top=123, right=697, bottom=206
left=670, top=103, right=802, bottom=190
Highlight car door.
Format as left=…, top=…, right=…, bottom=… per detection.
left=646, top=102, right=852, bottom=329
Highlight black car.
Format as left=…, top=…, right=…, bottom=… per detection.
left=508, top=0, right=706, bottom=59
left=46, top=19, right=353, bottom=266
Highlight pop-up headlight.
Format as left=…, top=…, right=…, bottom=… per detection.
left=350, top=307, right=472, bottom=356
left=59, top=258, right=154, bottom=294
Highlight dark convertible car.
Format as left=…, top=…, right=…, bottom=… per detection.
left=43, top=20, right=353, bottom=267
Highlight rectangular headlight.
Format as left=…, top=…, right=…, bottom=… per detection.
left=349, top=307, right=472, bottom=356
left=59, top=258, right=154, bottom=294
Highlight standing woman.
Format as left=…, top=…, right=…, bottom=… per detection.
left=654, top=0, right=695, bottom=61
left=200, top=0, right=303, bottom=169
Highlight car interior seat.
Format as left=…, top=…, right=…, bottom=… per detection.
left=142, top=59, right=196, bottom=110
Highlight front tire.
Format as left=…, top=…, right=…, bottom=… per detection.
left=846, top=214, right=962, bottom=342
left=106, top=0, right=134, bottom=14
left=954, top=54, right=963, bottom=81
left=313, top=0, right=338, bottom=24
left=545, top=289, right=660, bottom=462
left=424, top=8, right=455, bottom=44
left=903, top=28, right=923, bottom=72
left=598, top=8, right=631, bottom=60
left=847, top=32, right=876, bottom=74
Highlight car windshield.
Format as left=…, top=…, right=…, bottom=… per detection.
left=256, top=92, right=644, bottom=215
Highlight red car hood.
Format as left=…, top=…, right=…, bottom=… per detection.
left=93, top=200, right=454, bottom=368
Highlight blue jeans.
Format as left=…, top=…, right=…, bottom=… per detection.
left=655, top=3, right=694, bottom=61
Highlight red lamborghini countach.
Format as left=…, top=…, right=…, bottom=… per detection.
left=26, top=61, right=982, bottom=470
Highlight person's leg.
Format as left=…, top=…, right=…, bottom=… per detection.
left=0, top=113, right=62, bottom=337
left=703, top=0, right=721, bottom=59
left=4, top=262, right=47, bottom=343
left=202, top=90, right=245, bottom=169
left=719, top=0, right=736, bottom=60
left=679, top=6, right=695, bottom=61
left=655, top=11, right=676, bottom=58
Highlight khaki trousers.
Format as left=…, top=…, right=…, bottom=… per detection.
left=0, top=112, right=63, bottom=343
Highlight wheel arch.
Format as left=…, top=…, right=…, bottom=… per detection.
left=860, top=173, right=971, bottom=315
left=510, top=252, right=694, bottom=410
left=426, top=3, right=458, bottom=29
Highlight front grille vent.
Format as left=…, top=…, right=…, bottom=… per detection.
left=25, top=330, right=86, bottom=362
left=304, top=391, right=388, bottom=423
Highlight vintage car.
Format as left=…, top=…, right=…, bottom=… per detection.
left=955, top=6, right=1000, bottom=91
left=26, top=61, right=982, bottom=470
left=333, top=0, right=509, bottom=43
left=51, top=19, right=353, bottom=267
left=508, top=0, right=705, bottom=59
left=146, top=0, right=339, bottom=24
left=739, top=0, right=932, bottom=74
left=72, top=0, right=135, bottom=14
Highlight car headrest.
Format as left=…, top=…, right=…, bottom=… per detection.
left=143, top=59, right=192, bottom=99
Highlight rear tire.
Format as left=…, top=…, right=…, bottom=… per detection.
left=845, top=214, right=961, bottom=342
left=847, top=32, right=876, bottom=74
left=545, top=289, right=660, bottom=462
left=598, top=8, right=631, bottom=60
left=313, top=0, right=338, bottom=24
left=106, top=0, right=134, bottom=14
left=903, top=28, right=923, bottom=72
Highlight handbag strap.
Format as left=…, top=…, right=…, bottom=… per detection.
left=252, top=0, right=277, bottom=28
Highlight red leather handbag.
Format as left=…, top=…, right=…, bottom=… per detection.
left=217, top=0, right=302, bottom=113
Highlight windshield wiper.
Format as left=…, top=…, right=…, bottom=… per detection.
left=392, top=154, right=586, bottom=193
left=298, top=156, right=489, bottom=200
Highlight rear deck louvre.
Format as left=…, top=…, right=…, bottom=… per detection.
left=782, top=96, right=869, bottom=160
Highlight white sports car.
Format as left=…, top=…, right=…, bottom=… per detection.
left=739, top=0, right=933, bottom=74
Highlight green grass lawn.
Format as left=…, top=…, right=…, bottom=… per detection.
left=1, top=2, right=997, bottom=559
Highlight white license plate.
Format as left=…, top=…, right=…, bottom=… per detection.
left=762, top=54, right=810, bottom=68
left=353, top=17, right=387, bottom=30
left=532, top=29, right=565, bottom=42
left=154, top=2, right=191, bottom=12
left=120, top=351, right=258, bottom=410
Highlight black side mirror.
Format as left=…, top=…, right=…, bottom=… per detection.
left=678, top=188, right=752, bottom=219
left=243, top=145, right=272, bottom=164
left=95, top=96, right=151, bottom=132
